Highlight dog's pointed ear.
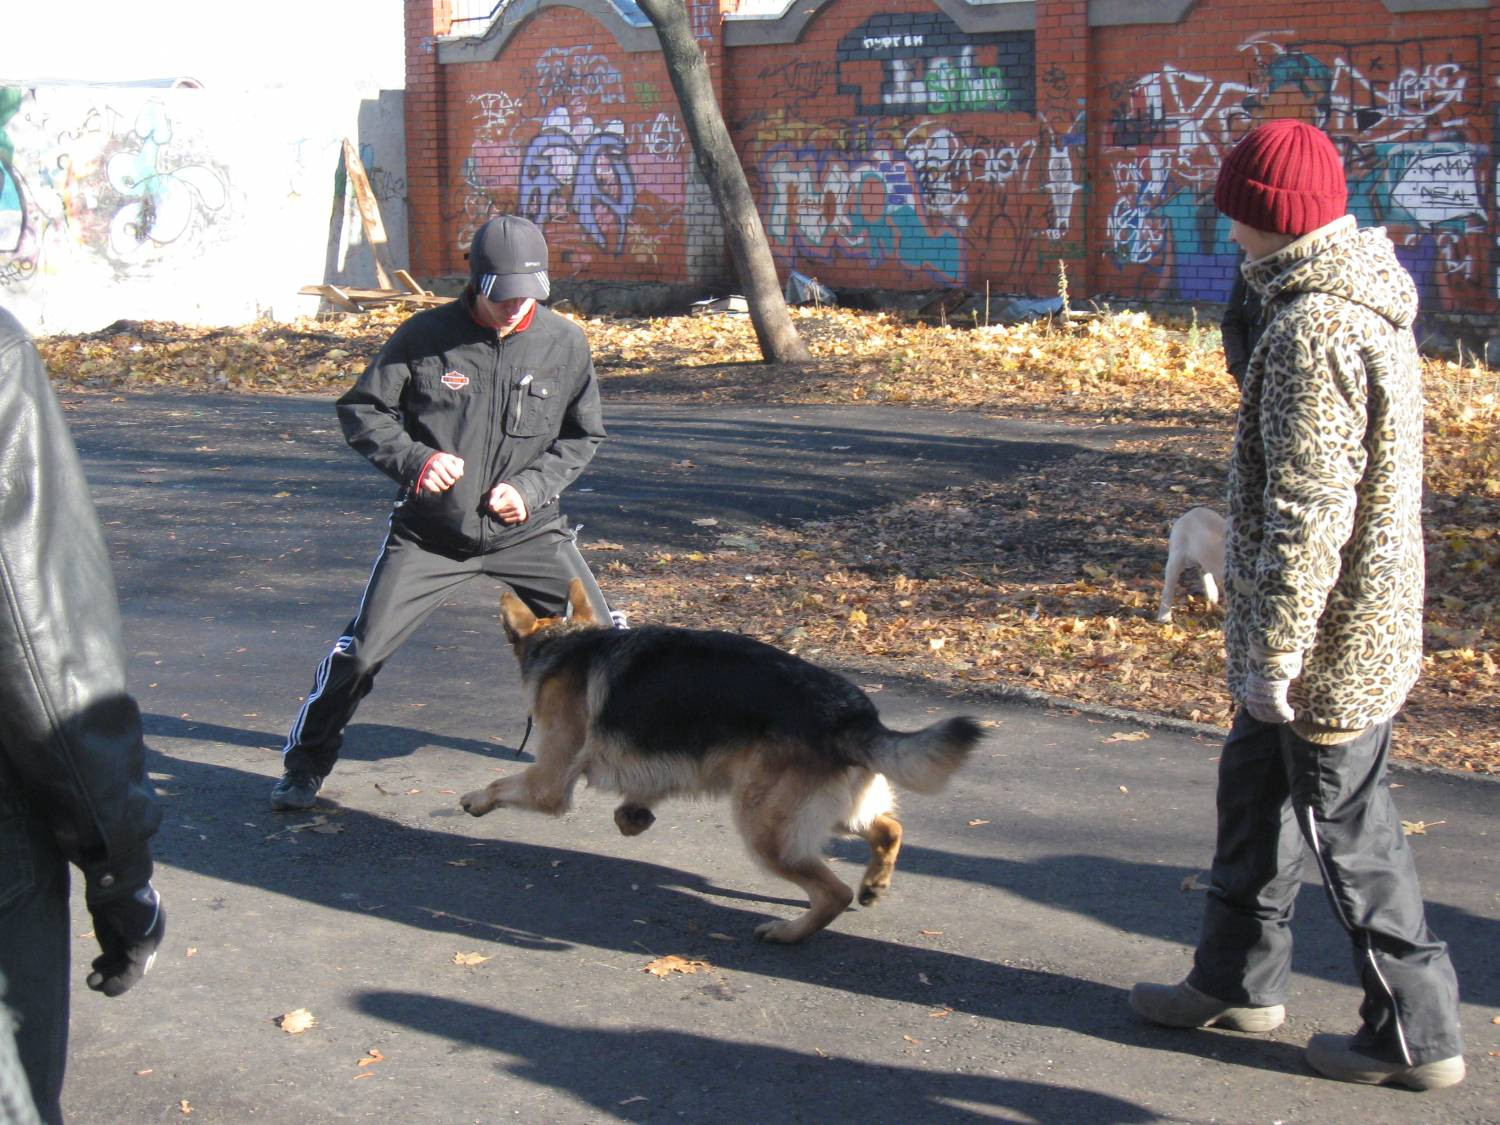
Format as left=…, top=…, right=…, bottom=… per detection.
left=500, top=591, right=540, bottom=641
left=566, top=578, right=598, bottom=626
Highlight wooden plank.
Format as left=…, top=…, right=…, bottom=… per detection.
left=300, top=284, right=449, bottom=310
left=393, top=269, right=429, bottom=296
left=304, top=283, right=362, bottom=312
left=341, top=138, right=397, bottom=290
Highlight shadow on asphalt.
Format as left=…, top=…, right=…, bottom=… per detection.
left=145, top=712, right=530, bottom=764
left=66, top=396, right=1128, bottom=563
left=356, top=990, right=1169, bottom=1122
left=829, top=838, right=1500, bottom=1010
left=143, top=710, right=1500, bottom=1012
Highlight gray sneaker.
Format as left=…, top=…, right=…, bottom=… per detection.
left=1305, top=1033, right=1465, bottom=1090
left=1129, top=979, right=1285, bottom=1032
left=270, top=770, right=325, bottom=811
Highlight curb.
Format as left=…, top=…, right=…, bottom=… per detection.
left=835, top=659, right=1500, bottom=787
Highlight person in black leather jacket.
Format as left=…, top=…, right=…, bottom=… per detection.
left=273, top=215, right=616, bottom=810
left=1220, top=267, right=1263, bottom=391
left=0, top=306, right=166, bottom=1125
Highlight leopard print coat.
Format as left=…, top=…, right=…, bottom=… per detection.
left=1226, top=216, right=1425, bottom=739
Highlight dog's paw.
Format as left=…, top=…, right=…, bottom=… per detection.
left=459, top=790, right=494, bottom=817
left=857, top=883, right=887, bottom=906
left=753, top=919, right=803, bottom=944
left=613, top=804, right=655, bottom=836
left=750, top=918, right=810, bottom=948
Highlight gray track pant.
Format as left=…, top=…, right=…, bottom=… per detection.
left=1188, top=710, right=1463, bottom=1065
left=282, top=517, right=610, bottom=776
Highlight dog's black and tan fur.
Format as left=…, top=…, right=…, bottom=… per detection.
left=461, top=580, right=983, bottom=943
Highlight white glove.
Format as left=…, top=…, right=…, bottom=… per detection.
left=1243, top=673, right=1295, bottom=724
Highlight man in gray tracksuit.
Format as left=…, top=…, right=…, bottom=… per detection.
left=272, top=215, right=613, bottom=810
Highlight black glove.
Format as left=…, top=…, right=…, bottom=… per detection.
left=86, top=883, right=165, bottom=997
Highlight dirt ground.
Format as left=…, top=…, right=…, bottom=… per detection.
left=38, top=303, right=1500, bottom=774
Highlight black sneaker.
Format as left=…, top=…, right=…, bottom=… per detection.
left=270, top=770, right=325, bottom=811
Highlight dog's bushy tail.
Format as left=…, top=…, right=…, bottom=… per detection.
left=863, top=716, right=983, bottom=793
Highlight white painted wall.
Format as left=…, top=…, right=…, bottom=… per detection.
left=0, top=2, right=405, bottom=92
left=0, top=1, right=408, bottom=334
left=1, top=85, right=408, bottom=334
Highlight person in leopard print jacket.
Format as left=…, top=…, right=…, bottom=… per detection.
left=1130, top=119, right=1465, bottom=1091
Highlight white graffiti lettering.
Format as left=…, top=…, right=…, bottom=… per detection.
left=862, top=34, right=923, bottom=51
left=536, top=46, right=625, bottom=110
left=470, top=91, right=521, bottom=144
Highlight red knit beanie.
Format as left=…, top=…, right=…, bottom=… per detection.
left=1214, top=120, right=1347, bottom=236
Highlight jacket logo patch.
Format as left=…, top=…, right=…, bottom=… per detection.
left=441, top=371, right=470, bottom=390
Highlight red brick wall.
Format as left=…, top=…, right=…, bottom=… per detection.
left=405, top=0, right=452, bottom=278
left=1092, top=0, right=1491, bottom=319
left=408, top=0, right=1498, bottom=326
left=434, top=7, right=698, bottom=285
left=731, top=0, right=1055, bottom=295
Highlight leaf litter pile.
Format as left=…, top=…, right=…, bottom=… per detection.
left=39, top=304, right=1500, bottom=774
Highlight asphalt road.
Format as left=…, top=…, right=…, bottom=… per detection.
left=49, top=393, right=1499, bottom=1124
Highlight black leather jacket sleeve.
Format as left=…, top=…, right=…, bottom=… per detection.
left=0, top=309, right=160, bottom=902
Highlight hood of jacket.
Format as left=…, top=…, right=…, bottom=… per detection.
left=1243, top=215, right=1418, bottom=333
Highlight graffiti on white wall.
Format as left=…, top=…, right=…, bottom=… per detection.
left=0, top=90, right=233, bottom=287
left=1, top=83, right=408, bottom=333
left=101, top=102, right=231, bottom=264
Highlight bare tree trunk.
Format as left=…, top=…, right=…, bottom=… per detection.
left=636, top=0, right=812, bottom=364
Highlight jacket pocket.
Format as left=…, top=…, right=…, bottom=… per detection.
left=505, top=374, right=561, bottom=437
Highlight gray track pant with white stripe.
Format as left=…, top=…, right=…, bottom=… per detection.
left=282, top=517, right=610, bottom=777
left=1188, top=710, right=1463, bottom=1065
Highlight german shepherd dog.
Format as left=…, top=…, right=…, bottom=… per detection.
left=461, top=580, right=983, bottom=943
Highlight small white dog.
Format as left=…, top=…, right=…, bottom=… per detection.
left=1157, top=507, right=1226, bottom=622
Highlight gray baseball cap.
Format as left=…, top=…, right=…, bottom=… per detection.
left=469, top=215, right=550, bottom=301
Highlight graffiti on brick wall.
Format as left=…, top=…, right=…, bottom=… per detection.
left=1099, top=34, right=1488, bottom=313
left=520, top=108, right=636, bottom=255
left=0, top=90, right=231, bottom=288
left=735, top=16, right=1065, bottom=289
left=536, top=46, right=625, bottom=111
left=448, top=44, right=686, bottom=274
left=1494, top=105, right=1500, bottom=302
left=835, top=15, right=1035, bottom=117
left=745, top=108, right=1072, bottom=285
left=760, top=142, right=963, bottom=278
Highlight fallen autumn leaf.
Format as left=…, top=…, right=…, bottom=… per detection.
left=274, top=1008, right=315, bottom=1035
left=1402, top=819, right=1447, bottom=835
left=643, top=954, right=711, bottom=977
